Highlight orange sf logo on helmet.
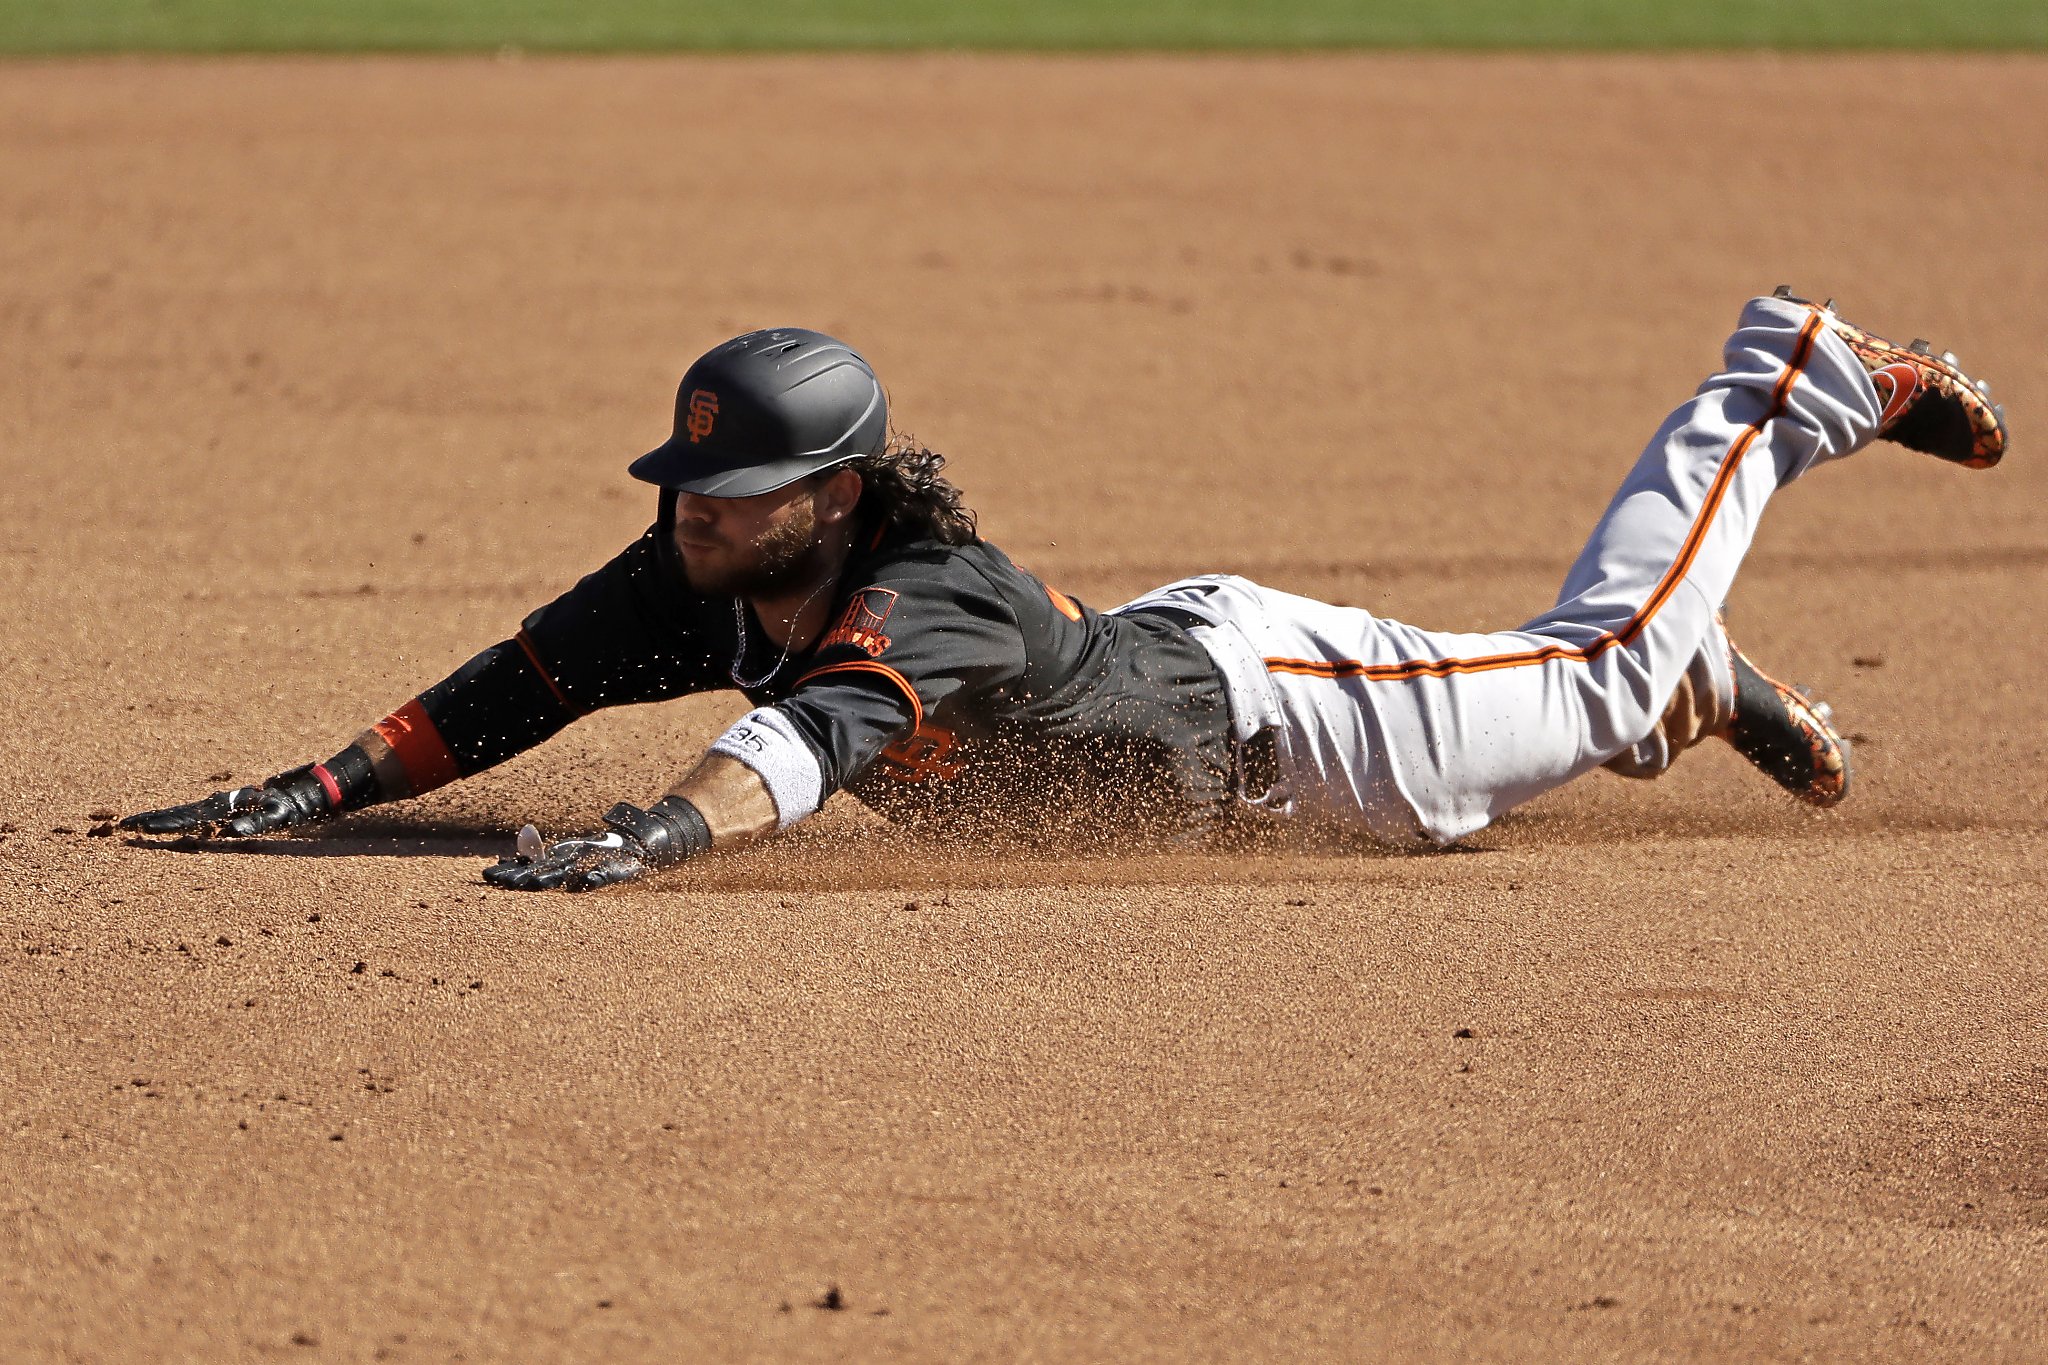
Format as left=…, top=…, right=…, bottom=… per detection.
left=685, top=388, right=719, bottom=443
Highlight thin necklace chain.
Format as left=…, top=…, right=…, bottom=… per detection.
left=728, top=579, right=833, bottom=689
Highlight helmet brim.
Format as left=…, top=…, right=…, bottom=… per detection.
left=628, top=442, right=859, bottom=498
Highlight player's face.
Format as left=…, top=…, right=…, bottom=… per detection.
left=672, top=481, right=827, bottom=598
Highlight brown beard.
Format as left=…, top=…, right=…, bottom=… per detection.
left=681, top=496, right=827, bottom=598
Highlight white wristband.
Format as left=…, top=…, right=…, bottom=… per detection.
left=708, top=708, right=825, bottom=830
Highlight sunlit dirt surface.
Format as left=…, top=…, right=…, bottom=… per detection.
left=2, top=54, right=2044, bottom=1361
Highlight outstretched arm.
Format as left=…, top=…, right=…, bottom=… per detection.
left=480, top=699, right=822, bottom=891
left=121, top=528, right=723, bottom=842
left=669, top=751, right=780, bottom=841
left=119, top=630, right=583, bottom=839
left=484, top=564, right=1030, bottom=892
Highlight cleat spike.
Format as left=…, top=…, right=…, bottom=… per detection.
left=1823, top=298, right=1836, bottom=311
left=1773, top=284, right=1794, bottom=298
left=1909, top=338, right=1932, bottom=355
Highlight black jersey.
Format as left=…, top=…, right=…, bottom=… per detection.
left=406, top=522, right=1237, bottom=838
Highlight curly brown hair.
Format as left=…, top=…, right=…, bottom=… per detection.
left=848, top=439, right=978, bottom=546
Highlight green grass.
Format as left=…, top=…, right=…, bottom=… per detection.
left=3, top=0, right=2045, bottom=54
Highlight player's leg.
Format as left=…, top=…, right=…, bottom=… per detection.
left=1600, top=612, right=1849, bottom=809
left=1599, top=614, right=1734, bottom=782
left=1390, top=290, right=2003, bottom=838
left=1566, top=288, right=2003, bottom=807
left=1149, top=291, right=2004, bottom=844
left=1265, top=293, right=1872, bottom=840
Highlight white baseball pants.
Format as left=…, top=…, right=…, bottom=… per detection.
left=1119, top=294, right=1886, bottom=844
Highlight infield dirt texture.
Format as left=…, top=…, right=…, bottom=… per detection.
left=2, top=54, right=2045, bottom=1362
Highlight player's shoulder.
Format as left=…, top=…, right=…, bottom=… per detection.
left=847, top=530, right=1017, bottom=595
left=848, top=532, right=1093, bottom=639
left=822, top=532, right=1063, bottom=647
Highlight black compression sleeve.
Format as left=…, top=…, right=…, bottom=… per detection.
left=309, top=743, right=382, bottom=811
left=414, top=639, right=580, bottom=776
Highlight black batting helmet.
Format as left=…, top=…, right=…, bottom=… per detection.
left=628, top=328, right=888, bottom=497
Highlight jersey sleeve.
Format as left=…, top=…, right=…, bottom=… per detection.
left=516, top=529, right=731, bottom=712
left=359, top=530, right=730, bottom=797
left=771, top=562, right=1027, bottom=795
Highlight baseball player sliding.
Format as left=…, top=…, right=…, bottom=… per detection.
left=122, top=289, right=2009, bottom=889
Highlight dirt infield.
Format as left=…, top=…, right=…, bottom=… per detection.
left=3, top=54, right=2044, bottom=1362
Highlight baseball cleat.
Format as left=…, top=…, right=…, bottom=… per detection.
left=1720, top=624, right=1850, bottom=808
left=1772, top=286, right=2006, bottom=469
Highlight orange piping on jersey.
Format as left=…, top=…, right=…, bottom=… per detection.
left=1268, top=311, right=1824, bottom=685
left=792, top=660, right=925, bottom=732
left=372, top=698, right=461, bottom=794
left=1046, top=585, right=1083, bottom=621
left=514, top=628, right=579, bottom=715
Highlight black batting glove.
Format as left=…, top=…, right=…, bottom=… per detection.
left=481, top=826, right=648, bottom=892
left=482, top=796, right=712, bottom=893
left=120, top=765, right=334, bottom=838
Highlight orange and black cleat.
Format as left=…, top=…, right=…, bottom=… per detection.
left=1773, top=286, right=2007, bottom=469
left=1720, top=629, right=1850, bottom=808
